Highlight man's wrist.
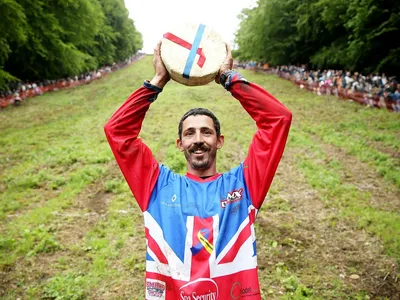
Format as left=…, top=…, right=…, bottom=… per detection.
left=143, top=81, right=161, bottom=94
left=219, top=70, right=249, bottom=91
left=220, top=70, right=236, bottom=88
left=219, top=70, right=230, bottom=87
left=150, top=75, right=169, bottom=89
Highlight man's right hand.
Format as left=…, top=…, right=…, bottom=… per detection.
left=150, top=41, right=170, bottom=89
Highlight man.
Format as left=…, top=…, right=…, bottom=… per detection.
left=104, top=42, right=292, bottom=300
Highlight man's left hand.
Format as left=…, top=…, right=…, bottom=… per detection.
left=215, top=43, right=233, bottom=84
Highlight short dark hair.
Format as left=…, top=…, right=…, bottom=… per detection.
left=178, top=108, right=221, bottom=139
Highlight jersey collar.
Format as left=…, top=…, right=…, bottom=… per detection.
left=186, top=172, right=222, bottom=182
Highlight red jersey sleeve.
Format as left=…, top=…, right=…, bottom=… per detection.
left=104, top=83, right=161, bottom=212
left=227, top=73, right=292, bottom=209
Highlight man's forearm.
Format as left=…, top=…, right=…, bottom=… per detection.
left=225, top=72, right=292, bottom=208
left=104, top=84, right=162, bottom=211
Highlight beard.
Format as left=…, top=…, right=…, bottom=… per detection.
left=184, top=142, right=216, bottom=170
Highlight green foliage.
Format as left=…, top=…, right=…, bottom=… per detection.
left=265, top=195, right=292, bottom=212
left=274, top=262, right=314, bottom=299
left=0, top=0, right=143, bottom=86
left=0, top=0, right=27, bottom=88
left=21, top=225, right=62, bottom=257
left=104, top=178, right=125, bottom=193
left=94, top=0, right=143, bottom=65
left=235, top=0, right=400, bottom=75
left=43, top=274, right=86, bottom=300
left=235, top=0, right=299, bottom=64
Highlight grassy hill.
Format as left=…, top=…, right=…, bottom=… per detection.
left=0, top=56, right=399, bottom=299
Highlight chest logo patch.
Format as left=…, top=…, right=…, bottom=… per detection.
left=220, top=188, right=244, bottom=208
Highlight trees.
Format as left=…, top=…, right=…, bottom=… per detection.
left=96, top=0, right=142, bottom=65
left=0, top=0, right=142, bottom=89
left=234, top=0, right=299, bottom=65
left=344, top=0, right=400, bottom=75
left=234, top=0, right=400, bottom=76
left=0, top=0, right=28, bottom=88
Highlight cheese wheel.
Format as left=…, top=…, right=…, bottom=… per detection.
left=161, top=23, right=226, bottom=86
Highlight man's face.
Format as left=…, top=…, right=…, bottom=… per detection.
left=177, top=115, right=224, bottom=173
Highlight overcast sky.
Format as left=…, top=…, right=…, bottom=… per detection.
left=125, top=0, right=256, bottom=53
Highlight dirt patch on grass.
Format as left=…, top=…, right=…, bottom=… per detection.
left=368, top=139, right=400, bottom=161
left=53, top=211, right=101, bottom=247
left=52, top=162, right=123, bottom=247
left=257, top=148, right=399, bottom=298
left=0, top=163, right=122, bottom=298
left=311, top=134, right=400, bottom=212
left=83, top=188, right=112, bottom=214
left=0, top=254, right=61, bottom=296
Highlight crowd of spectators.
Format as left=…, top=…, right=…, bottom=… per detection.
left=234, top=61, right=400, bottom=112
left=0, top=53, right=145, bottom=109
left=6, top=56, right=398, bottom=112
left=271, top=65, right=400, bottom=112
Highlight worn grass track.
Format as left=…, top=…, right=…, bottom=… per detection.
left=0, top=56, right=399, bottom=299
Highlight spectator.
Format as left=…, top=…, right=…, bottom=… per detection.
left=267, top=65, right=398, bottom=112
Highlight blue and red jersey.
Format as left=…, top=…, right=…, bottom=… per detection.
left=104, top=73, right=292, bottom=299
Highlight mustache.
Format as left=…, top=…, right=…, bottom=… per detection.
left=189, top=143, right=210, bottom=153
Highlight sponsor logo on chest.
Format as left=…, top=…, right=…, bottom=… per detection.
left=161, top=194, right=181, bottom=208
left=180, top=290, right=217, bottom=300
left=180, top=278, right=218, bottom=300
left=220, top=188, right=244, bottom=208
left=146, top=279, right=166, bottom=299
left=230, top=282, right=260, bottom=299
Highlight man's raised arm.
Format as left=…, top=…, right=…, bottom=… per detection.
left=104, top=42, right=170, bottom=211
left=220, top=69, right=292, bottom=209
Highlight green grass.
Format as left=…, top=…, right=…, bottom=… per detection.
left=289, top=127, right=400, bottom=259
left=1, top=57, right=399, bottom=299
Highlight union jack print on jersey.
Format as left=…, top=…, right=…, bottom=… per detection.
left=144, top=194, right=257, bottom=282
